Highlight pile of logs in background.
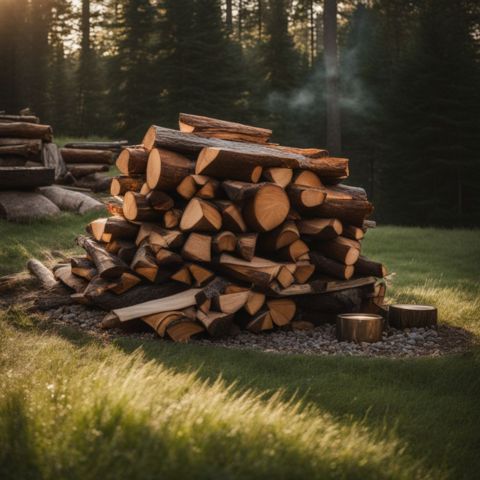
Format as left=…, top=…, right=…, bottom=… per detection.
left=52, top=113, right=388, bottom=342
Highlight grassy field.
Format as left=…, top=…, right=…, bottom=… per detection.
left=1, top=215, right=479, bottom=479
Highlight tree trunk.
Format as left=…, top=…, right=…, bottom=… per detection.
left=60, top=148, right=113, bottom=165
left=388, top=304, right=437, bottom=329
left=0, top=167, right=54, bottom=189
left=0, top=122, right=53, bottom=141
left=324, top=0, right=341, bottom=155
left=336, top=313, right=383, bottom=343
left=110, top=175, right=144, bottom=196
left=0, top=191, right=60, bottom=221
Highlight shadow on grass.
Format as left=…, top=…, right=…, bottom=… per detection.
left=20, top=312, right=480, bottom=480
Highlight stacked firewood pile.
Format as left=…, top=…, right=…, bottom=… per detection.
left=0, top=112, right=106, bottom=220
left=53, top=113, right=387, bottom=342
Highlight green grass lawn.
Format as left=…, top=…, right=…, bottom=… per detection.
left=1, top=217, right=479, bottom=479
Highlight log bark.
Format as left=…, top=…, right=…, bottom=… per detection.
left=354, top=256, right=387, bottom=278
left=0, top=157, right=27, bottom=167
left=196, top=311, right=234, bottom=337
left=0, top=167, right=54, bottom=189
left=295, top=287, right=367, bottom=316
left=388, top=304, right=437, bottom=329
left=66, top=163, right=109, bottom=178
left=222, top=180, right=290, bottom=232
left=76, top=235, right=129, bottom=279
left=310, top=251, right=354, bottom=280
left=71, top=256, right=97, bottom=280
left=277, top=239, right=309, bottom=262
left=116, top=147, right=149, bottom=174
left=146, top=190, right=174, bottom=212
left=0, top=114, right=39, bottom=123
left=0, top=191, right=60, bottom=221
left=179, top=112, right=272, bottom=144
left=146, top=148, right=195, bottom=190
left=336, top=313, right=383, bottom=343
left=163, top=208, right=182, bottom=228
left=0, top=122, right=52, bottom=141
left=197, top=146, right=348, bottom=180
left=147, top=226, right=184, bottom=250
left=342, top=224, right=365, bottom=240
left=38, top=186, right=104, bottom=214
left=74, top=173, right=112, bottom=192
left=110, top=175, right=144, bottom=196
left=27, top=259, right=58, bottom=289
left=60, top=148, right=113, bottom=165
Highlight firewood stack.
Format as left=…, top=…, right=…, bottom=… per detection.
left=56, top=113, right=387, bottom=342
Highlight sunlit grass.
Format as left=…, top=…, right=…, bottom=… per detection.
left=0, top=315, right=437, bottom=480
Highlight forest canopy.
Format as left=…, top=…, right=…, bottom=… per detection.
left=0, top=0, right=479, bottom=226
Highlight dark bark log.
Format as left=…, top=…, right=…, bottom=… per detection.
left=0, top=140, right=41, bottom=157
left=66, top=163, right=109, bottom=178
left=388, top=304, right=437, bottom=329
left=310, top=251, right=353, bottom=280
left=354, top=256, right=387, bottom=278
left=0, top=167, right=54, bottom=189
left=0, top=114, right=39, bottom=123
left=0, top=122, right=53, bottom=141
left=60, top=148, right=113, bottom=165
left=110, top=175, right=144, bottom=196
left=235, top=233, right=257, bottom=261
left=146, top=148, right=195, bottom=190
left=116, top=147, right=149, bottom=174
left=336, top=313, right=383, bottom=343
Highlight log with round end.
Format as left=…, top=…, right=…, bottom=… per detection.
left=257, top=221, right=299, bottom=251
left=388, top=305, right=437, bottom=329
left=287, top=184, right=326, bottom=210
left=60, top=148, right=113, bottom=165
left=342, top=224, right=365, bottom=241
left=182, top=233, right=212, bottom=262
left=130, top=245, right=159, bottom=282
left=146, top=148, right=195, bottom=190
left=27, top=259, right=59, bottom=289
left=316, top=238, right=360, bottom=266
left=212, top=291, right=250, bottom=314
left=336, top=313, right=383, bottom=343
left=267, top=298, right=296, bottom=327
left=310, top=251, right=354, bottom=280
left=0, top=122, right=53, bottom=141
left=110, top=175, right=144, bottom=196
left=179, top=113, right=272, bottom=144
left=88, top=217, right=139, bottom=242
left=297, top=218, right=342, bottom=239
left=309, top=197, right=373, bottom=227
left=116, top=147, right=149, bottom=174
left=109, top=272, right=142, bottom=295
left=123, top=192, right=162, bottom=222
left=196, top=147, right=263, bottom=182
left=213, top=231, right=237, bottom=253
left=354, top=256, right=387, bottom=278
left=293, top=170, right=323, bottom=187
left=262, top=167, right=293, bottom=187
left=293, top=262, right=315, bottom=284
left=214, top=200, right=247, bottom=233
left=142, top=310, right=193, bottom=337
left=235, top=233, right=257, bottom=261
left=180, top=198, right=222, bottom=232
left=76, top=235, right=128, bottom=279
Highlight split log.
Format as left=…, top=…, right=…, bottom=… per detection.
left=354, top=256, right=387, bottom=278
left=269, top=146, right=328, bottom=158
left=262, top=167, right=293, bottom=187
left=336, top=313, right=383, bottom=343
left=196, top=311, right=234, bottom=337
left=257, top=221, right=299, bottom=251
left=0, top=114, right=39, bottom=123
left=245, top=290, right=266, bottom=315
left=116, top=147, right=149, bottom=174
left=243, top=309, right=274, bottom=333
left=310, top=251, right=354, bottom=280
left=147, top=226, right=184, bottom=250
left=236, top=233, right=257, bottom=261
left=213, top=200, right=247, bottom=232
left=180, top=198, right=222, bottom=232
left=277, top=239, right=309, bottom=262
left=146, top=190, right=174, bottom=212
left=110, top=175, right=144, bottom=196
left=277, top=266, right=296, bottom=288
left=54, top=265, right=88, bottom=293
left=179, top=112, right=272, bottom=144
left=0, top=122, right=52, bottom=141
left=123, top=192, right=162, bottom=221
left=182, top=233, right=212, bottom=262
left=74, top=173, right=112, bottom=192
left=88, top=217, right=139, bottom=242
left=388, top=304, right=437, bottom=329
left=342, top=224, right=365, bottom=241
left=146, top=148, right=195, bottom=190
left=76, top=235, right=129, bottom=279
left=71, top=257, right=97, bottom=280
left=131, top=244, right=159, bottom=282
left=163, top=208, right=182, bottom=228
left=196, top=147, right=349, bottom=180
left=66, top=163, right=109, bottom=178
left=38, top=186, right=105, bottom=214
left=212, top=290, right=250, bottom=314
left=293, top=170, right=323, bottom=187
left=0, top=191, right=60, bottom=221
left=267, top=298, right=296, bottom=326
left=195, top=277, right=230, bottom=313
left=293, top=262, right=315, bottom=284
left=111, top=288, right=201, bottom=322
left=297, top=218, right=342, bottom=239
left=27, top=259, right=58, bottom=289
left=213, top=231, right=237, bottom=254
left=222, top=180, right=290, bottom=232
left=60, top=148, right=114, bottom=165
left=89, top=282, right=187, bottom=312
left=0, top=167, right=54, bottom=189
left=176, top=174, right=220, bottom=200
left=287, top=184, right=326, bottom=210
left=109, top=272, right=142, bottom=295
left=154, top=249, right=183, bottom=268
left=142, top=308, right=196, bottom=337
left=187, top=263, right=215, bottom=287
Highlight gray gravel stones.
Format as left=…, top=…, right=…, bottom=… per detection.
left=45, top=303, right=472, bottom=358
